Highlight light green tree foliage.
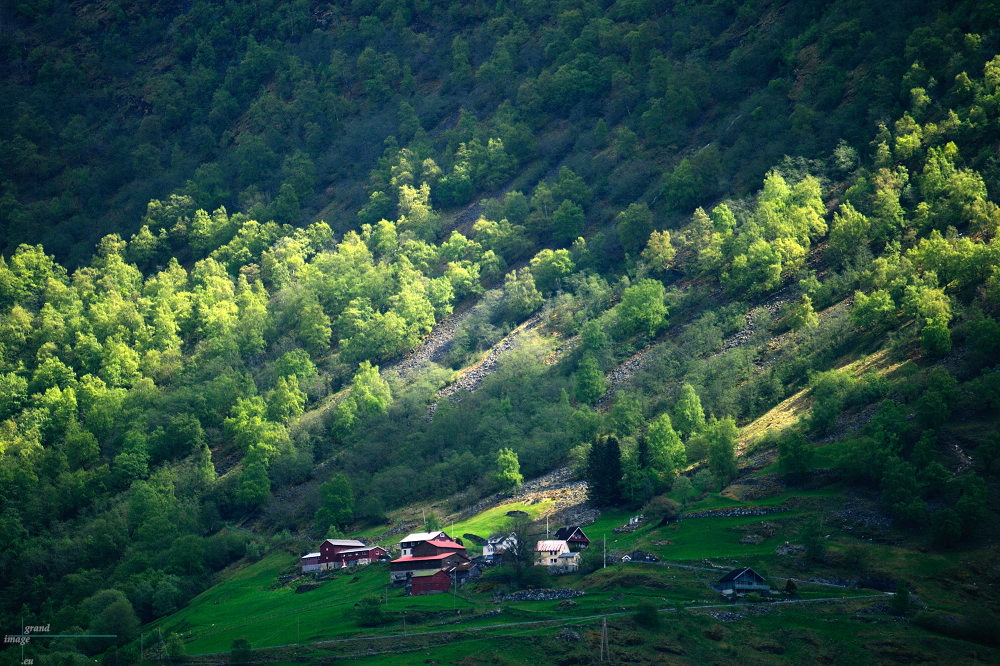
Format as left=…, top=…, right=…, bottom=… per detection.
left=641, top=229, right=675, bottom=273
left=315, top=472, right=354, bottom=533
left=851, top=290, right=897, bottom=331
left=785, top=294, right=819, bottom=330
left=334, top=361, right=392, bottom=434
left=672, top=383, right=705, bottom=440
left=500, top=268, right=543, bottom=321
left=397, top=182, right=440, bottom=241
left=494, top=447, right=523, bottom=491
left=224, top=396, right=290, bottom=457
left=272, top=349, right=317, bottom=381
left=723, top=171, right=826, bottom=295
left=234, top=276, right=268, bottom=356
left=266, top=376, right=305, bottom=422
left=916, top=142, right=1000, bottom=236
left=472, top=216, right=530, bottom=261
left=921, top=315, right=952, bottom=357
left=337, top=297, right=411, bottom=364
left=615, top=279, right=667, bottom=338
left=297, top=296, right=332, bottom=356
left=573, top=352, right=606, bottom=404
left=529, top=248, right=574, bottom=293
left=369, top=219, right=399, bottom=258
left=829, top=201, right=871, bottom=264
left=609, top=393, right=645, bottom=437
left=0, top=244, right=67, bottom=309
left=808, top=369, right=856, bottom=434
left=189, top=207, right=234, bottom=255
left=647, top=412, right=686, bottom=475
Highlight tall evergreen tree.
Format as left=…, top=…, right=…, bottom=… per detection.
left=586, top=434, right=622, bottom=505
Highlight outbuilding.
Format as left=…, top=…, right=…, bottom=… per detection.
left=408, top=569, right=452, bottom=595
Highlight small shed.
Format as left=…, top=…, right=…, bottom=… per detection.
left=715, top=567, right=770, bottom=597
left=409, top=569, right=452, bottom=596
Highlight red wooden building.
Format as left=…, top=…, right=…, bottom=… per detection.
left=389, top=552, right=469, bottom=583
left=411, top=538, right=466, bottom=558
left=408, top=569, right=452, bottom=595
left=301, top=539, right=386, bottom=573
left=331, top=545, right=388, bottom=567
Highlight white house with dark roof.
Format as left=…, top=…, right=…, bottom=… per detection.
left=397, top=531, right=449, bottom=557
left=483, top=532, right=518, bottom=561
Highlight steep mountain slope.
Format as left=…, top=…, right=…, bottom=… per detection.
left=2, top=1, right=1000, bottom=662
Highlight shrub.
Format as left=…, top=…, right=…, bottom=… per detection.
left=634, top=599, right=661, bottom=628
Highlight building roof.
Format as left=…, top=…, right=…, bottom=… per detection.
left=411, top=568, right=450, bottom=578
left=558, top=552, right=578, bottom=559
left=323, top=539, right=366, bottom=548
left=335, top=546, right=384, bottom=555
left=425, top=538, right=465, bottom=550
left=554, top=526, right=589, bottom=541
left=300, top=552, right=321, bottom=559
left=398, top=531, right=447, bottom=544
left=391, top=553, right=461, bottom=563
left=718, top=567, right=765, bottom=584
left=535, top=540, right=568, bottom=552
left=487, top=532, right=516, bottom=544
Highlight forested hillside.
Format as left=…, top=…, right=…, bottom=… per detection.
left=2, top=0, right=1000, bottom=662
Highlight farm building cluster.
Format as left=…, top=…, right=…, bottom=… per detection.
left=299, top=525, right=595, bottom=595
left=298, top=527, right=771, bottom=598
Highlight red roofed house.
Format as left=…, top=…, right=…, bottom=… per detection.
left=389, top=552, right=469, bottom=583
left=412, top=538, right=466, bottom=558
left=553, top=526, right=591, bottom=551
left=397, top=531, right=450, bottom=557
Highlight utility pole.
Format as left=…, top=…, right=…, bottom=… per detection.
left=603, top=535, right=606, bottom=569
left=546, top=515, right=549, bottom=538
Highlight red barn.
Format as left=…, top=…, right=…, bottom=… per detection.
left=409, top=569, right=451, bottom=595
left=318, top=539, right=367, bottom=566
left=300, top=539, right=383, bottom=572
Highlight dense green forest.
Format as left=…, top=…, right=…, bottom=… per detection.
left=2, top=0, right=1000, bottom=661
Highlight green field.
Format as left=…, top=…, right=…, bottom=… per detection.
left=139, top=477, right=1000, bottom=664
